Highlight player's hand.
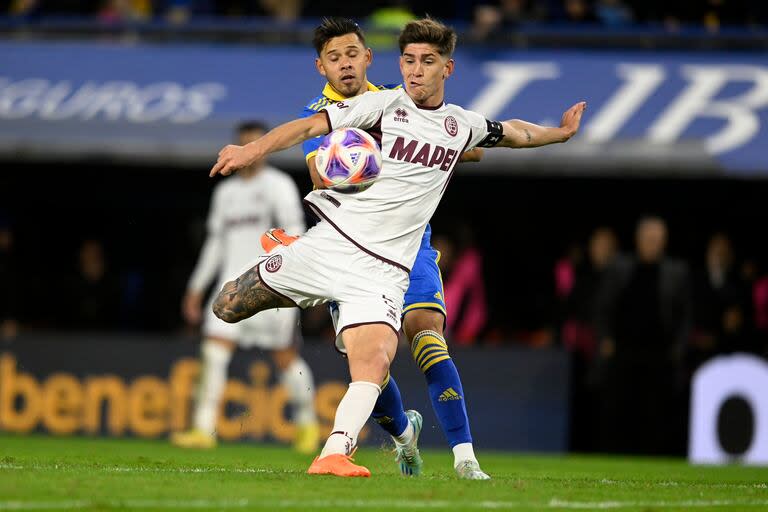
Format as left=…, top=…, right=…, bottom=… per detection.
left=459, top=147, right=484, bottom=163
left=182, top=291, right=204, bottom=326
left=559, top=101, right=587, bottom=141
left=210, top=144, right=256, bottom=177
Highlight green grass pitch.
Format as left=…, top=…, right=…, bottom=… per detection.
left=1, top=433, right=767, bottom=511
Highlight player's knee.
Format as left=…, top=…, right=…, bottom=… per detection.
left=364, top=347, right=391, bottom=380
left=212, top=281, right=241, bottom=323
left=411, top=329, right=451, bottom=373
left=348, top=346, right=391, bottom=384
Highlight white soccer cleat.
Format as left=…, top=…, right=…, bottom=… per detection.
left=455, top=460, right=491, bottom=480
left=395, top=410, right=423, bottom=476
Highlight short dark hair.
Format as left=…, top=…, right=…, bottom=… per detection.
left=237, top=121, right=269, bottom=134
left=398, top=18, right=456, bottom=57
left=313, top=17, right=366, bottom=55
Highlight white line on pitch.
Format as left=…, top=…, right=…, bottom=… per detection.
left=0, top=462, right=283, bottom=474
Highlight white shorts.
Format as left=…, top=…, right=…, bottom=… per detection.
left=256, top=221, right=409, bottom=353
left=203, top=291, right=299, bottom=350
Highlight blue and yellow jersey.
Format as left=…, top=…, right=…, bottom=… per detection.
left=300, top=81, right=402, bottom=162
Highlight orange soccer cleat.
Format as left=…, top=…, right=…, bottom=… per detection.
left=260, top=228, right=300, bottom=253
left=306, top=453, right=371, bottom=477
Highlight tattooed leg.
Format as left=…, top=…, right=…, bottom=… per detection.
left=212, top=265, right=294, bottom=323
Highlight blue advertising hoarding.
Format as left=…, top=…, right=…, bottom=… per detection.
left=1, top=41, right=767, bottom=174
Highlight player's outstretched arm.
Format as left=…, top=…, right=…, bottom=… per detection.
left=498, top=102, right=586, bottom=149
left=210, top=113, right=330, bottom=177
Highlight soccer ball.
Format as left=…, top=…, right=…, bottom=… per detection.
left=315, top=127, right=382, bottom=193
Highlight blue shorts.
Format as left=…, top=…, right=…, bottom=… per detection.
left=403, top=226, right=446, bottom=319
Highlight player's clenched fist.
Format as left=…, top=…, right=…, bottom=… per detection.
left=210, top=144, right=252, bottom=177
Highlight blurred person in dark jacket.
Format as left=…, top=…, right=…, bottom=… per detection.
left=594, top=216, right=691, bottom=455
left=688, top=233, right=755, bottom=370
left=559, top=227, right=618, bottom=361
left=556, top=226, right=618, bottom=451
left=61, top=239, right=121, bottom=330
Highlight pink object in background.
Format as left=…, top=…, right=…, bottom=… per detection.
left=444, top=248, right=488, bottom=345
left=754, top=276, right=768, bottom=331
left=554, top=258, right=575, bottom=299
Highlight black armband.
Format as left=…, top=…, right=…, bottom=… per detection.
left=476, top=120, right=504, bottom=148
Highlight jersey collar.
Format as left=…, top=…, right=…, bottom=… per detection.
left=406, top=91, right=445, bottom=110
left=323, top=81, right=380, bottom=102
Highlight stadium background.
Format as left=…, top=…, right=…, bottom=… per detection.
left=1, top=1, right=768, bottom=463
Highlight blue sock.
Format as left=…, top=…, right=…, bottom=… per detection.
left=371, top=372, right=409, bottom=437
left=412, top=330, right=472, bottom=448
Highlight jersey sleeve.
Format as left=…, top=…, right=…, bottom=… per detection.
left=322, top=90, right=389, bottom=132
left=187, top=185, right=225, bottom=292
left=300, top=99, right=329, bottom=162
left=463, top=109, right=504, bottom=150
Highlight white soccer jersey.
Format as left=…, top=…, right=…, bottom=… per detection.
left=188, top=166, right=305, bottom=293
left=304, top=88, right=496, bottom=272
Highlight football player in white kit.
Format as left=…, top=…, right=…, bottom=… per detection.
left=171, top=121, right=319, bottom=454
left=209, top=18, right=585, bottom=477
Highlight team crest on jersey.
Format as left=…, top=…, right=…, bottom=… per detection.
left=444, top=116, right=458, bottom=136
left=265, top=254, right=283, bottom=273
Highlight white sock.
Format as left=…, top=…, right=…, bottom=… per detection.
left=393, top=420, right=414, bottom=446
left=279, top=357, right=317, bottom=426
left=319, top=381, right=381, bottom=458
left=193, top=340, right=232, bottom=435
left=452, top=443, right=478, bottom=467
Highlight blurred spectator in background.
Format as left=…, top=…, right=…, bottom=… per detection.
left=699, top=0, right=749, bottom=32
left=5, top=0, right=99, bottom=16
left=6, top=0, right=39, bottom=17
left=432, top=224, right=488, bottom=345
left=161, top=0, right=302, bottom=24
left=559, top=0, right=597, bottom=24
left=367, top=0, right=416, bottom=49
left=558, top=227, right=618, bottom=360
left=555, top=226, right=618, bottom=451
left=61, top=239, right=121, bottom=330
left=259, top=0, right=301, bottom=22
left=470, top=0, right=542, bottom=42
left=594, top=216, right=691, bottom=455
left=688, top=233, right=754, bottom=371
left=595, top=0, right=633, bottom=26
left=4, top=0, right=765, bottom=28
left=97, top=0, right=150, bottom=22
left=0, top=220, right=20, bottom=340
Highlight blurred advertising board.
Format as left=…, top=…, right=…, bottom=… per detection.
left=1, top=42, right=767, bottom=175
left=0, top=334, right=570, bottom=451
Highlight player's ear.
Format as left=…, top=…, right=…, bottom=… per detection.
left=443, top=58, right=455, bottom=80
left=365, top=47, right=372, bottom=67
left=316, top=57, right=327, bottom=78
